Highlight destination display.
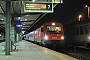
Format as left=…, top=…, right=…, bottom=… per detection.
left=24, top=2, right=53, bottom=13
left=26, top=4, right=46, bottom=10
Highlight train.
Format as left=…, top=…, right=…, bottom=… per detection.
left=65, top=20, right=90, bottom=47
left=24, top=22, right=64, bottom=47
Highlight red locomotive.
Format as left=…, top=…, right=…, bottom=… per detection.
left=25, top=22, right=64, bottom=47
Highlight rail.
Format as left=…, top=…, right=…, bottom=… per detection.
left=74, top=46, right=90, bottom=52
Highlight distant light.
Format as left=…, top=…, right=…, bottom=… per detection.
left=10, top=24, right=12, bottom=27
left=16, top=24, right=23, bottom=27
left=1, top=19, right=4, bottom=20
left=32, top=0, right=35, bottom=2
left=85, top=5, right=89, bottom=18
left=52, top=23, right=55, bottom=25
left=61, top=0, right=63, bottom=3
left=79, top=15, right=82, bottom=18
left=88, top=36, right=90, bottom=39
left=23, top=24, right=25, bottom=25
left=25, top=19, right=27, bottom=21
left=85, top=5, right=88, bottom=7
left=22, top=31, right=25, bottom=34
left=79, top=14, right=82, bottom=21
left=0, top=34, right=1, bottom=36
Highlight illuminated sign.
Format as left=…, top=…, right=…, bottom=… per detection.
left=26, top=4, right=46, bottom=10
left=24, top=2, right=53, bottom=13
left=16, top=24, right=23, bottom=28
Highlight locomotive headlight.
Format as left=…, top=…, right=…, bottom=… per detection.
left=52, top=23, right=55, bottom=25
left=61, top=36, right=64, bottom=40
left=44, top=35, right=48, bottom=40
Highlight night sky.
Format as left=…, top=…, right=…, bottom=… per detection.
left=46, top=0, right=90, bottom=24
left=28, top=0, right=90, bottom=32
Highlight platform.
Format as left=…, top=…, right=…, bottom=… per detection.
left=0, top=40, right=77, bottom=60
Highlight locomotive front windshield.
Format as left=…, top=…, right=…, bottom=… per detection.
left=47, top=25, right=62, bottom=34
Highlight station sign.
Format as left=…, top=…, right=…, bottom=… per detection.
left=24, top=1, right=53, bottom=13
left=23, top=0, right=63, bottom=3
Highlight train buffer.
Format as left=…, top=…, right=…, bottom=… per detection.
left=74, top=46, right=90, bottom=52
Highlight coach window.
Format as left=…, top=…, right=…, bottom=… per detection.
left=85, top=25, right=88, bottom=34
left=80, top=25, right=83, bottom=35
left=72, top=27, right=75, bottom=35
left=76, top=26, right=79, bottom=35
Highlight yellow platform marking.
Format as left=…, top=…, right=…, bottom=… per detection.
left=28, top=42, right=78, bottom=60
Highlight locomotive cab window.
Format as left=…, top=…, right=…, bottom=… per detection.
left=46, top=25, right=62, bottom=34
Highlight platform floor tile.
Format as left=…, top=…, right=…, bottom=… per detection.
left=0, top=41, right=77, bottom=60
left=0, top=41, right=59, bottom=60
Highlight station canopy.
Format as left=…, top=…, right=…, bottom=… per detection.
left=0, top=0, right=63, bottom=34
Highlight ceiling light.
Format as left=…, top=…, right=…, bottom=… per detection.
left=22, top=31, right=25, bottom=34
left=32, top=0, right=35, bottom=2
left=25, top=19, right=27, bottom=21
left=1, top=19, right=4, bottom=20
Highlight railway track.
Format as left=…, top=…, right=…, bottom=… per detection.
left=53, top=46, right=90, bottom=60
left=26, top=40, right=90, bottom=60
